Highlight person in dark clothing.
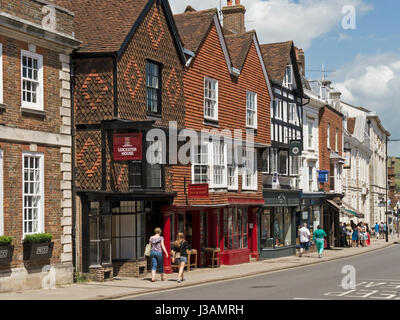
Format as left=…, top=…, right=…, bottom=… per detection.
left=340, top=222, right=348, bottom=247
left=172, top=232, right=191, bottom=283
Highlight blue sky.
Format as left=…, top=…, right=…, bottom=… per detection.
left=170, top=0, right=400, bottom=156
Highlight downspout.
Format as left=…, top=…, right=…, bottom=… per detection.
left=70, top=55, right=78, bottom=274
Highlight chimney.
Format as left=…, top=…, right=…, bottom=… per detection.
left=295, top=47, right=305, bottom=76
left=222, top=0, right=246, bottom=34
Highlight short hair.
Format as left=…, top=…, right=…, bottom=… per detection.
left=317, top=225, right=321, bottom=229
left=154, top=227, right=162, bottom=235
left=303, top=223, right=307, bottom=227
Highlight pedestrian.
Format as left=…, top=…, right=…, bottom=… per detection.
left=172, top=232, right=191, bottom=283
left=351, top=224, right=358, bottom=247
left=361, top=223, right=367, bottom=247
left=313, top=225, right=328, bottom=258
left=149, top=227, right=169, bottom=282
left=357, top=223, right=362, bottom=247
left=340, top=222, right=347, bottom=247
left=366, top=223, right=371, bottom=246
left=379, top=222, right=384, bottom=239
left=383, top=222, right=387, bottom=239
left=374, top=222, right=380, bottom=239
left=346, top=223, right=352, bottom=247
left=298, top=223, right=311, bottom=257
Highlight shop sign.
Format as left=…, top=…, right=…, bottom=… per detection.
left=113, top=133, right=142, bottom=161
left=289, top=140, right=303, bottom=156
left=318, top=170, right=329, bottom=183
left=188, top=184, right=209, bottom=199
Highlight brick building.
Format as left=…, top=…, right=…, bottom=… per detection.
left=0, top=0, right=80, bottom=291
left=317, top=86, right=345, bottom=247
left=56, top=0, right=188, bottom=280
left=164, top=2, right=273, bottom=267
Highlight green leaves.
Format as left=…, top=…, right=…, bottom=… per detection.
left=23, top=233, right=53, bottom=244
left=0, top=236, right=13, bottom=246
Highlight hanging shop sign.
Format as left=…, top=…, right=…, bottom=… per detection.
left=289, top=140, right=303, bottom=156
left=113, top=133, right=142, bottom=161
left=188, top=184, right=209, bottom=199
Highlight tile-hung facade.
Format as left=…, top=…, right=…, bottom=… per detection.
left=259, top=41, right=304, bottom=259
left=56, top=0, right=187, bottom=280
left=167, top=2, right=272, bottom=267
left=0, top=0, right=80, bottom=291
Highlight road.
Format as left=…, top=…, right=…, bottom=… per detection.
left=124, top=245, right=400, bottom=300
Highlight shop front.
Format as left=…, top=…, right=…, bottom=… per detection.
left=323, top=193, right=344, bottom=248
left=162, top=200, right=262, bottom=270
left=259, top=190, right=302, bottom=259
left=297, top=192, right=325, bottom=244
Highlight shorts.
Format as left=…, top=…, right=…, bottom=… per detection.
left=300, top=242, right=310, bottom=250
left=178, top=256, right=188, bottom=264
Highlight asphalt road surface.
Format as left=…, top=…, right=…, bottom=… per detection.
left=125, top=245, right=400, bottom=300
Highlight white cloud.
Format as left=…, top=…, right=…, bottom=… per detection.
left=332, top=52, right=400, bottom=156
left=169, top=0, right=373, bottom=49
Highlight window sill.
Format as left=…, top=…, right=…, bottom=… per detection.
left=203, top=118, right=219, bottom=127
left=21, top=107, right=46, bottom=118
left=146, top=113, right=162, bottom=121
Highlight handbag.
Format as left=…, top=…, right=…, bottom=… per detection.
left=145, top=243, right=151, bottom=257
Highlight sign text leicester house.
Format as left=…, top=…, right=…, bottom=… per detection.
left=113, top=133, right=142, bottom=161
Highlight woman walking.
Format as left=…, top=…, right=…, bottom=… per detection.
left=172, top=232, right=191, bottom=283
left=351, top=224, right=358, bottom=247
left=149, top=227, right=169, bottom=282
left=313, top=225, right=328, bottom=258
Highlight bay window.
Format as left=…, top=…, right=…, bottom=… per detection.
left=223, top=207, right=248, bottom=250
left=290, top=155, right=299, bottom=175
left=193, top=143, right=209, bottom=184
left=278, top=150, right=288, bottom=175
left=242, top=147, right=257, bottom=190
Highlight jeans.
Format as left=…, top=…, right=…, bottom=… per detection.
left=150, top=250, right=164, bottom=273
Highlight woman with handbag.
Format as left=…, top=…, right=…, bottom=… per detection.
left=172, top=232, right=191, bottom=283
left=148, top=227, right=168, bottom=282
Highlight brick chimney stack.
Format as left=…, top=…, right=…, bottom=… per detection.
left=295, top=47, right=305, bottom=76
left=222, top=0, right=246, bottom=34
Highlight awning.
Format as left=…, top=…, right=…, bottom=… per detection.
left=326, top=199, right=342, bottom=211
left=341, top=202, right=365, bottom=218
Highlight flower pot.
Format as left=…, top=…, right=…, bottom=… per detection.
left=23, top=242, right=54, bottom=261
left=0, top=245, right=14, bottom=264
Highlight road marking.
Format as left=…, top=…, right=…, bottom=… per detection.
left=293, top=298, right=329, bottom=300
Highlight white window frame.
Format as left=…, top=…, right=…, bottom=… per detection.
left=21, top=50, right=44, bottom=111
left=307, top=117, right=314, bottom=150
left=246, top=91, right=257, bottom=129
left=0, top=150, right=3, bottom=235
left=204, top=77, right=218, bottom=121
left=283, top=65, right=293, bottom=87
left=0, top=43, right=3, bottom=104
left=191, top=142, right=209, bottom=185
left=242, top=147, right=257, bottom=191
left=335, top=128, right=339, bottom=152
left=288, top=103, right=296, bottom=124
left=308, top=166, right=314, bottom=192
left=22, top=152, right=45, bottom=237
left=327, top=123, right=331, bottom=149
left=274, top=99, right=282, bottom=120
left=211, top=141, right=227, bottom=189
left=227, top=144, right=238, bottom=190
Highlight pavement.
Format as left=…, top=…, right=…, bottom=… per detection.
left=0, top=236, right=398, bottom=300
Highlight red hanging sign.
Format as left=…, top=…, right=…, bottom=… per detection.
left=188, top=184, right=209, bottom=199
left=113, top=133, right=142, bottom=161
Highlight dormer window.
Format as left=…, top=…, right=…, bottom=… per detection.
left=283, top=65, right=293, bottom=87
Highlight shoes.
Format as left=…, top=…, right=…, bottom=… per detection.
left=177, top=279, right=182, bottom=283
left=151, top=279, right=156, bottom=282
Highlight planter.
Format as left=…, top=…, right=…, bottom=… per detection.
left=0, top=245, right=14, bottom=264
left=23, top=242, right=54, bottom=261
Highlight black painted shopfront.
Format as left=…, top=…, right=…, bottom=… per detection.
left=258, top=190, right=302, bottom=259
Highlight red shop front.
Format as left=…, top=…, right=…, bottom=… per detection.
left=161, top=199, right=262, bottom=273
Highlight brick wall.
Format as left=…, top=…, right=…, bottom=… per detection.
left=0, top=0, right=75, bottom=37
left=318, top=105, right=343, bottom=192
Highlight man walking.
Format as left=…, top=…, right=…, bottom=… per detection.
left=299, top=223, right=311, bottom=257
left=374, top=222, right=380, bottom=239
left=340, top=222, right=347, bottom=247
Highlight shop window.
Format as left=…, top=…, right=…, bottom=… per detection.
left=223, top=207, right=248, bottom=250
left=89, top=202, right=112, bottom=267
left=111, top=201, right=146, bottom=261
left=260, top=207, right=293, bottom=249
